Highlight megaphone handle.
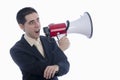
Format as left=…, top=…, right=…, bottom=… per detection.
left=57, top=33, right=67, bottom=41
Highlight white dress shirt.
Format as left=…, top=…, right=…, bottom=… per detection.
left=24, top=34, right=45, bottom=57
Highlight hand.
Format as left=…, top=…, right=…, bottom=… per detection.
left=44, top=65, right=59, bottom=79
left=58, top=35, right=70, bottom=51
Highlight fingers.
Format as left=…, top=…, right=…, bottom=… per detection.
left=58, top=35, right=68, bottom=43
left=44, top=65, right=59, bottom=79
left=44, top=67, right=55, bottom=79
left=58, top=35, right=70, bottom=51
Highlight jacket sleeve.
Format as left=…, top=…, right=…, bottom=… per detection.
left=10, top=45, right=47, bottom=76
left=50, top=38, right=70, bottom=76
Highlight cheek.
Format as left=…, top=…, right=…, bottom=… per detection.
left=24, top=27, right=32, bottom=33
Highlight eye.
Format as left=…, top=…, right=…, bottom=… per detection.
left=29, top=20, right=35, bottom=25
left=37, top=18, right=40, bottom=23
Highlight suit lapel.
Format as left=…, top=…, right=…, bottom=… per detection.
left=20, top=35, right=45, bottom=60
left=31, top=45, right=45, bottom=59
left=40, top=36, right=54, bottom=61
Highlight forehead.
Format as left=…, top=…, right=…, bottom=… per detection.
left=25, top=12, right=39, bottom=21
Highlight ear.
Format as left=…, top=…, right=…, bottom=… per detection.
left=19, top=24, right=25, bottom=31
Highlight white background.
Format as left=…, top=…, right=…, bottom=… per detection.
left=0, top=0, right=120, bottom=80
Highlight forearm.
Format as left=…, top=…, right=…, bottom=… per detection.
left=56, top=60, right=70, bottom=76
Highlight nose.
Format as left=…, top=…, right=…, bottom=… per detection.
left=35, top=21, right=40, bottom=28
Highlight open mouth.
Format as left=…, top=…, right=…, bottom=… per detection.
left=35, top=29, right=40, bottom=33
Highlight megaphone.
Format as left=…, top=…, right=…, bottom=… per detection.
left=43, top=12, right=93, bottom=39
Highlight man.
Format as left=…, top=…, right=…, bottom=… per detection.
left=10, top=7, right=70, bottom=80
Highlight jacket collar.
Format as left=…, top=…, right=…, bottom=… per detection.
left=24, top=34, right=40, bottom=47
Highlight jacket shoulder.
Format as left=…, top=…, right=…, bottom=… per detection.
left=40, top=36, right=55, bottom=43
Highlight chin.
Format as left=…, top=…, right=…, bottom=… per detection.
left=36, top=36, right=40, bottom=39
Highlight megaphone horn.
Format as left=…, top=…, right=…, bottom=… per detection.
left=66, top=12, right=93, bottom=38
left=43, top=12, right=93, bottom=39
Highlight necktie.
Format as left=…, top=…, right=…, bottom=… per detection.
left=34, top=40, right=45, bottom=57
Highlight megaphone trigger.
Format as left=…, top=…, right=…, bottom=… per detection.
left=57, top=32, right=66, bottom=40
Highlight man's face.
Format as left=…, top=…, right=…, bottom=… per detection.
left=22, top=12, right=41, bottom=40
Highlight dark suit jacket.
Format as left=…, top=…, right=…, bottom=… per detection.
left=10, top=35, right=70, bottom=80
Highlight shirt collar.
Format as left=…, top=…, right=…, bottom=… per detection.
left=24, top=34, right=40, bottom=46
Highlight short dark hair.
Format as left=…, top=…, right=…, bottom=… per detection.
left=16, top=7, right=37, bottom=25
